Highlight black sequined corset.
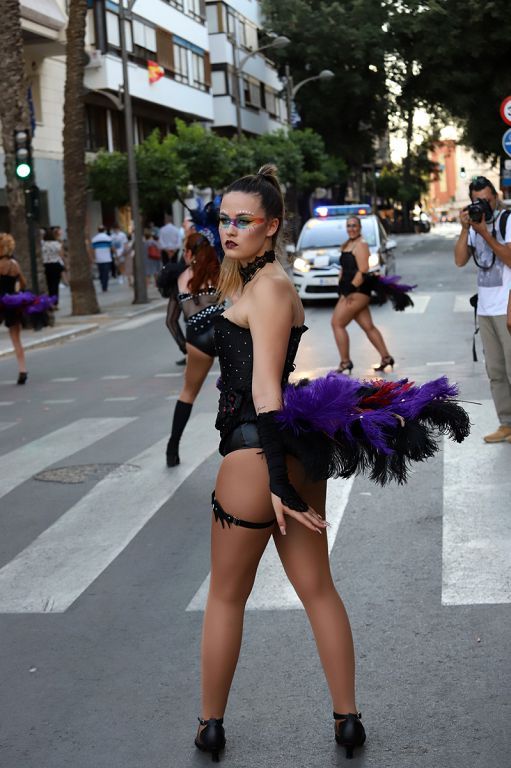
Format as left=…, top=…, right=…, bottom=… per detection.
left=338, top=251, right=371, bottom=296
left=177, top=287, right=225, bottom=333
left=214, top=315, right=306, bottom=439
left=0, top=274, right=17, bottom=296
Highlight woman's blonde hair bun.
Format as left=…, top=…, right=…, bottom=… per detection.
left=257, top=163, right=278, bottom=179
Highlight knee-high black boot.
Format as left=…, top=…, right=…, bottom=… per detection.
left=166, top=400, right=193, bottom=467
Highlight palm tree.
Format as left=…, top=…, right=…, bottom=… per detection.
left=63, top=0, right=99, bottom=314
left=0, top=0, right=33, bottom=278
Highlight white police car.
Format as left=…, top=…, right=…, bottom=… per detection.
left=292, top=204, right=397, bottom=301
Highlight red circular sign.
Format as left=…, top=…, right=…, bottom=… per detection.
left=500, top=96, right=511, bottom=126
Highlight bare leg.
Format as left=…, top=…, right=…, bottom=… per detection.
left=200, top=449, right=274, bottom=718
left=331, top=295, right=371, bottom=365
left=178, top=343, right=213, bottom=404
left=8, top=324, right=26, bottom=374
left=355, top=306, right=390, bottom=358
left=274, top=456, right=357, bottom=714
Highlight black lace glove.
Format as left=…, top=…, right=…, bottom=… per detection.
left=256, top=411, right=308, bottom=512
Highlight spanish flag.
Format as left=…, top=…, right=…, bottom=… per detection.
left=148, top=60, right=164, bottom=84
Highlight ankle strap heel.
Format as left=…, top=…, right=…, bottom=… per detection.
left=195, top=717, right=226, bottom=762
left=333, top=711, right=366, bottom=759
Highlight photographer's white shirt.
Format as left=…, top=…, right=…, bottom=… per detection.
left=468, top=209, right=511, bottom=315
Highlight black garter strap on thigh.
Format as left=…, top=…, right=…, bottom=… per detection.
left=211, top=492, right=275, bottom=530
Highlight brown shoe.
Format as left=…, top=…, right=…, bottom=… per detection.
left=483, top=425, right=511, bottom=443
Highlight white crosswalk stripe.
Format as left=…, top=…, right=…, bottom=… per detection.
left=405, top=294, right=431, bottom=314
left=0, top=418, right=135, bottom=502
left=108, top=313, right=165, bottom=332
left=0, top=413, right=218, bottom=613
left=442, top=401, right=511, bottom=605
left=0, top=422, right=17, bottom=432
left=453, top=295, right=473, bottom=313
left=186, top=477, right=355, bottom=612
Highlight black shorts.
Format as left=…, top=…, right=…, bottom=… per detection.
left=219, top=422, right=261, bottom=456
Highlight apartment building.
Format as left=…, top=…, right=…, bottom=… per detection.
left=206, top=0, right=287, bottom=135
left=0, top=0, right=286, bottom=233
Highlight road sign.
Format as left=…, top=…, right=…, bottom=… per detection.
left=500, top=96, right=511, bottom=126
left=503, top=129, right=511, bottom=157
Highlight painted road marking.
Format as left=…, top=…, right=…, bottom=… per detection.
left=103, top=397, right=138, bottom=402
left=405, top=295, right=431, bottom=314
left=442, top=401, right=511, bottom=605
left=0, top=413, right=218, bottom=613
left=108, top=313, right=165, bottom=332
left=0, top=418, right=135, bottom=502
left=43, top=399, right=76, bottom=405
left=0, top=401, right=15, bottom=406
left=186, top=476, right=355, bottom=612
left=426, top=361, right=455, bottom=366
left=0, top=422, right=17, bottom=432
left=101, top=375, right=131, bottom=380
left=51, top=377, right=78, bottom=383
left=453, top=295, right=473, bottom=313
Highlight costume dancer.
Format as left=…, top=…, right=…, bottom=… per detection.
left=0, top=233, right=56, bottom=384
left=332, top=215, right=415, bottom=374
left=194, top=166, right=469, bottom=763
left=165, top=225, right=224, bottom=467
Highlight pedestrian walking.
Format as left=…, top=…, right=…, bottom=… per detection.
left=192, top=165, right=469, bottom=762
left=331, top=215, right=413, bottom=373
left=165, top=231, right=223, bottom=466
left=110, top=223, right=128, bottom=284
left=0, top=234, right=28, bottom=384
left=143, top=229, right=161, bottom=286
left=90, top=225, right=114, bottom=292
left=454, top=175, right=511, bottom=443
left=158, top=211, right=180, bottom=265
left=41, top=227, right=66, bottom=307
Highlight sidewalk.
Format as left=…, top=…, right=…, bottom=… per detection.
left=0, top=278, right=167, bottom=358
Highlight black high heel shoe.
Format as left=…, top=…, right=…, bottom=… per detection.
left=17, top=372, right=28, bottom=385
left=336, top=360, right=353, bottom=374
left=195, top=717, right=226, bottom=763
left=373, top=355, right=394, bottom=372
left=165, top=437, right=179, bottom=467
left=334, top=711, right=366, bottom=759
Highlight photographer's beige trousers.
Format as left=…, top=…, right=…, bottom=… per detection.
left=478, top=314, right=511, bottom=425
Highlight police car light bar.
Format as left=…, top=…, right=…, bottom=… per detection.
left=314, top=204, right=371, bottom=218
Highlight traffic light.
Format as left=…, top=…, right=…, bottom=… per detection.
left=13, top=129, right=33, bottom=180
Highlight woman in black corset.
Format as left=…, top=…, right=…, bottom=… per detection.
left=165, top=232, right=224, bottom=466
left=332, top=216, right=393, bottom=373
left=195, top=166, right=366, bottom=761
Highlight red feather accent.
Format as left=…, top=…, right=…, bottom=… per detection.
left=359, top=380, right=415, bottom=408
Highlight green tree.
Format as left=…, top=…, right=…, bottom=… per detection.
left=135, top=130, right=186, bottom=215
left=88, top=150, right=129, bottom=209
left=261, top=0, right=388, bottom=162
left=173, top=119, right=232, bottom=189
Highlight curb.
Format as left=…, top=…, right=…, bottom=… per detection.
left=0, top=323, right=99, bottom=358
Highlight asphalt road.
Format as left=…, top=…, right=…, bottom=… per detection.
left=0, top=224, right=509, bottom=768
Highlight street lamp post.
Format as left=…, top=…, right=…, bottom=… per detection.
left=118, top=0, right=147, bottom=304
left=285, top=68, right=335, bottom=127
left=233, top=36, right=290, bottom=138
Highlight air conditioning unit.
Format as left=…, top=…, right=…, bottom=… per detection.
left=84, top=49, right=103, bottom=69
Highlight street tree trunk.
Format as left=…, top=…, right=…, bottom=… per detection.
left=0, top=0, right=32, bottom=279
left=64, top=0, right=99, bottom=314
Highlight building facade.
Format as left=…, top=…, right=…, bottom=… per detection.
left=0, top=0, right=286, bottom=234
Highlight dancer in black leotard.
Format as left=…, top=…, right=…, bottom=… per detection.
left=332, top=216, right=394, bottom=373
left=194, top=165, right=366, bottom=762
left=0, top=234, right=28, bottom=385
left=165, top=232, right=224, bottom=467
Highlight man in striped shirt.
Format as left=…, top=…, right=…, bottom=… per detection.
left=91, top=226, right=114, bottom=292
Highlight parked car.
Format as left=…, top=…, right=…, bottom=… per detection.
left=291, top=204, right=397, bottom=301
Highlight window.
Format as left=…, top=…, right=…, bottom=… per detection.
left=243, top=76, right=261, bottom=109
left=187, top=0, right=205, bottom=21
left=133, top=20, right=156, bottom=57
left=191, top=51, right=205, bottom=89
left=212, top=70, right=227, bottom=95
left=85, top=105, right=108, bottom=152
left=156, top=28, right=174, bottom=71
left=173, top=43, right=189, bottom=83
left=105, top=11, right=120, bottom=47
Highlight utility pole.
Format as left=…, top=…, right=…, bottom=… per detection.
left=118, top=0, right=147, bottom=304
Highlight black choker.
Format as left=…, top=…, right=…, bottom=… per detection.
left=239, top=250, right=276, bottom=286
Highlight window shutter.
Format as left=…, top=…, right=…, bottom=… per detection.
left=199, top=0, right=206, bottom=17
left=204, top=52, right=211, bottom=87
left=156, top=28, right=174, bottom=71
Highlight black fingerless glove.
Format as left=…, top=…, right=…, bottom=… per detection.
left=256, top=411, right=308, bottom=512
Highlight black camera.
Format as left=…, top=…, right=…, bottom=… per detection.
left=467, top=198, right=493, bottom=223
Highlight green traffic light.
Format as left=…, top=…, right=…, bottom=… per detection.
left=16, top=162, right=31, bottom=179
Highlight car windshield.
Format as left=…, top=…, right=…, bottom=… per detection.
left=298, top=217, right=378, bottom=249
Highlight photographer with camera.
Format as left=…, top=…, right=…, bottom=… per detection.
left=454, top=176, right=511, bottom=443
